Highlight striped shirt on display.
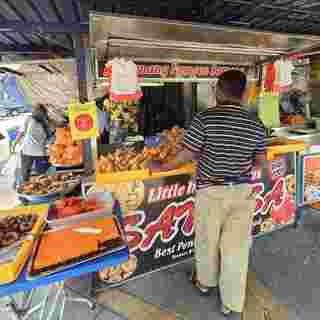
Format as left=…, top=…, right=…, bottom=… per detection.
left=183, top=105, right=266, bottom=189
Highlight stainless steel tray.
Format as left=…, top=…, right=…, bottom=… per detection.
left=53, top=163, right=84, bottom=169
left=47, top=205, right=114, bottom=229
left=27, top=217, right=127, bottom=279
left=17, top=182, right=80, bottom=202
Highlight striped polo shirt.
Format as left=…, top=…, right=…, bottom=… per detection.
left=183, top=105, right=266, bottom=189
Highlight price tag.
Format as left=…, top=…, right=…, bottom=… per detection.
left=68, top=101, right=98, bottom=140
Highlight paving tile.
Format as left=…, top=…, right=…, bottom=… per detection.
left=250, top=208, right=319, bottom=320
left=96, top=287, right=180, bottom=320
left=120, top=269, right=225, bottom=320
left=95, top=308, right=126, bottom=320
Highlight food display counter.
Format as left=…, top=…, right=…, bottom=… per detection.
left=83, top=138, right=305, bottom=287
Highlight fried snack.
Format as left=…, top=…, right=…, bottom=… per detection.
left=18, top=173, right=81, bottom=196
left=0, top=214, right=37, bottom=248
left=49, top=128, right=83, bottom=166
left=97, top=126, right=186, bottom=174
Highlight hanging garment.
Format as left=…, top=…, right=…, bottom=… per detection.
left=264, top=63, right=276, bottom=92
left=277, top=59, right=294, bottom=93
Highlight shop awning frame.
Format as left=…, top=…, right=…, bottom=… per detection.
left=90, top=12, right=320, bottom=74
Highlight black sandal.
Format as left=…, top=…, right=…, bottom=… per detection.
left=188, top=269, right=212, bottom=296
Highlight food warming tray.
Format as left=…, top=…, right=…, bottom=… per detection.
left=17, top=181, right=80, bottom=203
left=46, top=201, right=114, bottom=228
left=28, top=215, right=127, bottom=278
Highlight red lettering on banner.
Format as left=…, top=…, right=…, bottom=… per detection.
left=262, top=178, right=286, bottom=212
left=137, top=65, right=162, bottom=76
left=176, top=201, right=194, bottom=236
left=210, top=67, right=226, bottom=77
left=199, top=67, right=210, bottom=77
left=252, top=183, right=264, bottom=214
left=253, top=178, right=286, bottom=216
left=123, top=210, right=146, bottom=252
left=140, top=198, right=195, bottom=252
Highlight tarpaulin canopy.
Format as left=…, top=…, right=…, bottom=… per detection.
left=2, top=59, right=79, bottom=123
left=0, top=74, right=31, bottom=112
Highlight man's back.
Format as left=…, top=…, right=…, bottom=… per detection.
left=184, top=105, right=265, bottom=189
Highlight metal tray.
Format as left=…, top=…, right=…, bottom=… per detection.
left=53, top=163, right=84, bottom=169
left=26, top=217, right=127, bottom=279
left=17, top=181, right=80, bottom=203
left=289, top=128, right=320, bottom=134
left=47, top=204, right=114, bottom=228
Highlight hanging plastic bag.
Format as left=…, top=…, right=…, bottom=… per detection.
left=107, top=58, right=142, bottom=102
left=1, top=151, right=22, bottom=189
left=14, top=152, right=23, bottom=189
left=1, top=153, right=18, bottom=178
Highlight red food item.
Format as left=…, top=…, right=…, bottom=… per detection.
left=83, top=199, right=100, bottom=212
left=57, top=206, right=82, bottom=218
left=65, top=197, right=82, bottom=207
left=55, top=197, right=102, bottom=219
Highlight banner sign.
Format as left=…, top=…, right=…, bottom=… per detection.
left=97, top=174, right=196, bottom=285
left=68, top=101, right=98, bottom=141
left=251, top=156, right=296, bottom=235
left=96, top=159, right=296, bottom=287
left=302, top=154, right=320, bottom=204
left=99, top=61, right=247, bottom=80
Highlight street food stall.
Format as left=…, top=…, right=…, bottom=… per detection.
left=86, top=12, right=320, bottom=287
left=2, top=12, right=320, bottom=320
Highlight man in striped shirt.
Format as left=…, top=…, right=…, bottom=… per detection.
left=150, top=70, right=266, bottom=316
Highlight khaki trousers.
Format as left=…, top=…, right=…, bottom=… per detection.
left=195, top=184, right=255, bottom=313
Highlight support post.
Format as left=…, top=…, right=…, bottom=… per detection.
left=74, top=33, right=97, bottom=174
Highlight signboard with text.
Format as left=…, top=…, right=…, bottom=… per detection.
left=302, top=154, right=320, bottom=204
left=68, top=101, right=98, bottom=141
left=97, top=174, right=195, bottom=285
left=96, top=160, right=297, bottom=287
left=99, top=61, right=247, bottom=80
left=251, top=156, right=296, bottom=235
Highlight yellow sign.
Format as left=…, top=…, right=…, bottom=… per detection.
left=68, top=101, right=98, bottom=140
